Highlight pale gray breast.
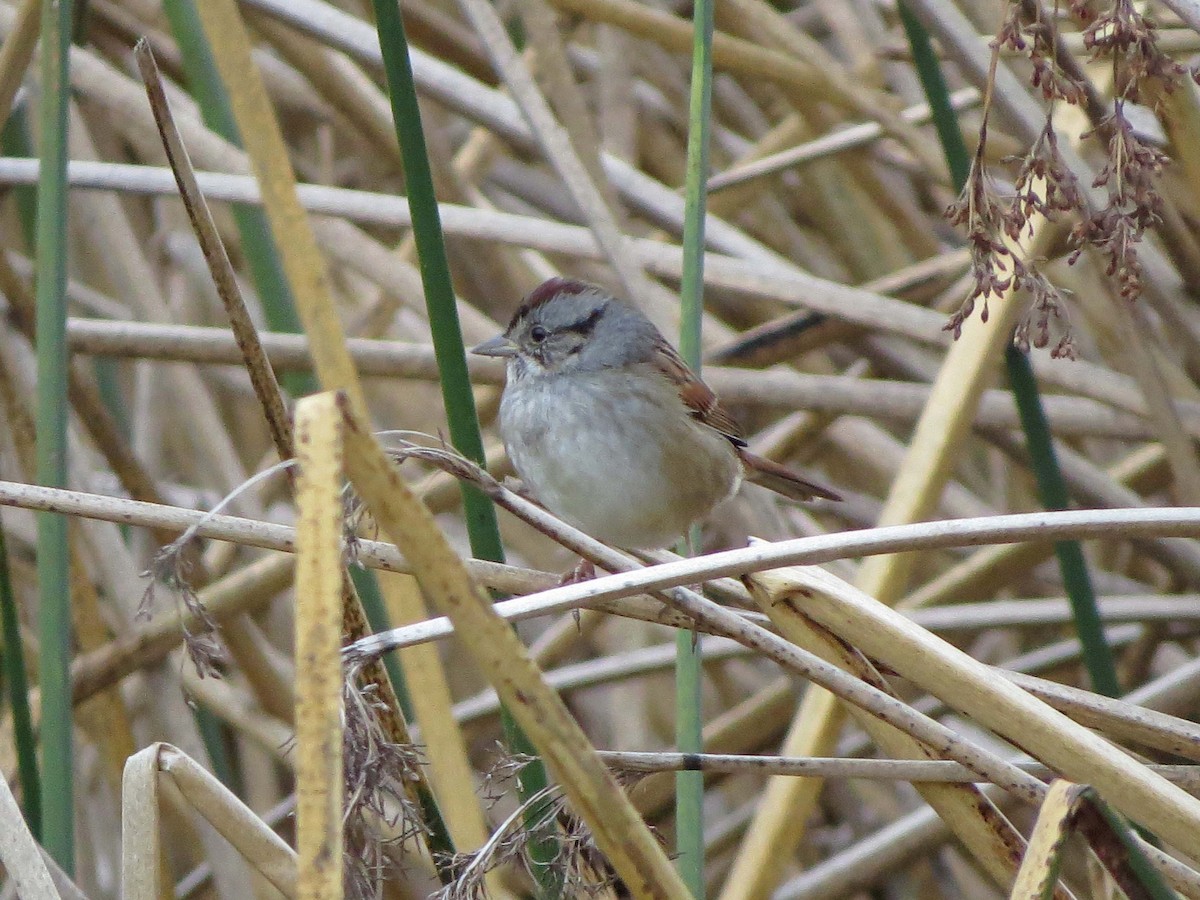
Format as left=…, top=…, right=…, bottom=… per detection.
left=497, top=366, right=741, bottom=547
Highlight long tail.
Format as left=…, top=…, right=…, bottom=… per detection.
left=739, top=450, right=842, bottom=502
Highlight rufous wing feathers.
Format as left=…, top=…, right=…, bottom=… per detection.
left=649, top=335, right=839, bottom=502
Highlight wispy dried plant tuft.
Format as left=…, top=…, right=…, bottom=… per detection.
left=944, top=2, right=1084, bottom=355
left=948, top=0, right=1193, bottom=342
left=945, top=152, right=1012, bottom=338
left=342, top=662, right=431, bottom=897
left=139, top=461, right=298, bottom=676
left=141, top=547, right=224, bottom=677
left=436, top=788, right=610, bottom=899
left=435, top=755, right=634, bottom=899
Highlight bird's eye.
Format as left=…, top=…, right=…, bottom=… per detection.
left=529, top=325, right=548, bottom=343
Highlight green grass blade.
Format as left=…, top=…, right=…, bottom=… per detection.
left=349, top=567, right=410, bottom=716
left=34, top=0, right=75, bottom=872
left=898, top=4, right=970, bottom=190
left=674, top=569, right=705, bottom=897
left=194, top=705, right=241, bottom=792
left=676, top=0, right=716, bottom=889
left=1005, top=348, right=1118, bottom=695
left=368, top=0, right=502, bottom=557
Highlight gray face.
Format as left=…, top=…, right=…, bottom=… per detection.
left=504, top=282, right=662, bottom=378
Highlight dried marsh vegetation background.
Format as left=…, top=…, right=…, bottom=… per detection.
left=3, top=0, right=1200, bottom=897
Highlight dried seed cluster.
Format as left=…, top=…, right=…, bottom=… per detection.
left=947, top=0, right=1195, bottom=354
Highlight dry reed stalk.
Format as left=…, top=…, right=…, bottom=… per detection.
left=0, top=771, right=59, bottom=899
left=121, top=743, right=297, bottom=899
left=294, top=394, right=346, bottom=900
left=0, top=0, right=36, bottom=126
left=748, top=569, right=1047, bottom=897
left=749, top=567, right=1200, bottom=872
left=719, top=99, right=1081, bottom=896
left=335, top=393, right=691, bottom=897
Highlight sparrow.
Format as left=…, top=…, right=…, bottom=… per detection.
left=472, top=278, right=839, bottom=549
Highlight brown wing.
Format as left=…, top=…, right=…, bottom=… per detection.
left=650, top=337, right=745, bottom=444
left=652, top=337, right=842, bottom=503
left=740, top=451, right=842, bottom=502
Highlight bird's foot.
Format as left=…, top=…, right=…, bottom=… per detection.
left=559, top=558, right=596, bottom=586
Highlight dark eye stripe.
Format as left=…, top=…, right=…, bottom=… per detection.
left=563, top=304, right=605, bottom=336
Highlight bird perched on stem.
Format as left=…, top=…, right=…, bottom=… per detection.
left=472, top=278, right=840, bottom=550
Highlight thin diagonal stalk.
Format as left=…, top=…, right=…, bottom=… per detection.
left=135, top=32, right=441, bottom=864
left=34, top=0, right=74, bottom=871
left=899, top=4, right=1118, bottom=698
left=143, top=18, right=406, bottom=713
left=368, top=0, right=560, bottom=890
left=676, top=0, right=715, bottom=890
left=0, top=517, right=39, bottom=836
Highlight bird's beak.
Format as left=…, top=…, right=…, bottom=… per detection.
left=470, top=334, right=519, bottom=358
